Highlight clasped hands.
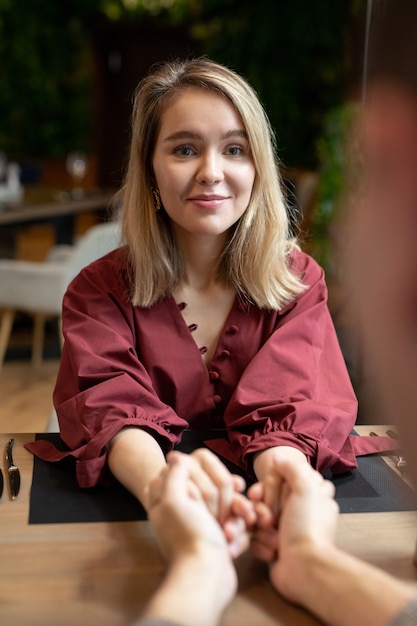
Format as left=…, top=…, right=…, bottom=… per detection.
left=146, top=447, right=339, bottom=603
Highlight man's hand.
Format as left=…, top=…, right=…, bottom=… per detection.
left=249, top=450, right=338, bottom=604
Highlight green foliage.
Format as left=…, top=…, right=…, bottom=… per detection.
left=310, top=103, right=358, bottom=272
left=315, top=104, right=357, bottom=225
left=187, top=0, right=353, bottom=167
left=0, top=0, right=357, bottom=164
left=0, top=0, right=189, bottom=157
left=0, top=1, right=96, bottom=157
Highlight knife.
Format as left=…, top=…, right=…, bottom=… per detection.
left=5, top=438, right=21, bottom=499
left=385, top=429, right=408, bottom=470
left=369, top=431, right=407, bottom=472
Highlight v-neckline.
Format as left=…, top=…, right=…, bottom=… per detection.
left=168, top=294, right=239, bottom=370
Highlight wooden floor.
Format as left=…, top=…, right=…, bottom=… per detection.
left=0, top=359, right=60, bottom=432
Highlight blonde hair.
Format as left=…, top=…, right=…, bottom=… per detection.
left=119, top=57, right=305, bottom=308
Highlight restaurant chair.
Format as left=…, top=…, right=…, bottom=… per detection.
left=0, top=219, right=121, bottom=370
left=47, top=407, right=59, bottom=432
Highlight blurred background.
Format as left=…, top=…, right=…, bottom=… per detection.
left=0, top=0, right=366, bottom=194
left=0, top=0, right=380, bottom=429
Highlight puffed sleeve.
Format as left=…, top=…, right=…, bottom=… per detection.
left=26, top=250, right=188, bottom=488
left=223, top=251, right=358, bottom=475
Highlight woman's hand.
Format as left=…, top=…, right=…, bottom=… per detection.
left=248, top=446, right=307, bottom=562
left=147, top=451, right=233, bottom=561
left=144, top=451, right=238, bottom=626
left=250, top=450, right=338, bottom=604
left=187, top=448, right=247, bottom=520
left=148, top=449, right=255, bottom=558
left=187, top=448, right=257, bottom=555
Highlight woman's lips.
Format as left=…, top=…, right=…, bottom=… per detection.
left=188, top=195, right=229, bottom=209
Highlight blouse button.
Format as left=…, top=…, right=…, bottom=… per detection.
left=213, top=394, right=222, bottom=405
left=221, top=349, right=231, bottom=358
left=228, top=325, right=239, bottom=335
left=209, top=370, right=220, bottom=381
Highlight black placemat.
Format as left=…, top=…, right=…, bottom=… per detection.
left=331, top=454, right=416, bottom=513
left=28, top=432, right=417, bottom=525
left=28, top=431, right=241, bottom=524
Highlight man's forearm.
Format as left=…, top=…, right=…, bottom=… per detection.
left=141, top=555, right=230, bottom=626
left=290, top=544, right=416, bottom=626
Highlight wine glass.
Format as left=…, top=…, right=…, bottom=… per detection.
left=66, top=152, right=87, bottom=198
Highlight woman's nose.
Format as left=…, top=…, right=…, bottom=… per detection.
left=196, top=152, right=224, bottom=184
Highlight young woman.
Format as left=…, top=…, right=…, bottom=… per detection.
left=27, top=57, right=359, bottom=515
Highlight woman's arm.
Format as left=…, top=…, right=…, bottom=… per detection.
left=252, top=445, right=306, bottom=516
left=108, top=427, right=167, bottom=509
left=107, top=428, right=255, bottom=526
left=49, top=252, right=188, bottom=489
left=253, top=445, right=306, bottom=480
left=224, top=251, right=358, bottom=476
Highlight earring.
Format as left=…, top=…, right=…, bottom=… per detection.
left=152, top=187, right=161, bottom=211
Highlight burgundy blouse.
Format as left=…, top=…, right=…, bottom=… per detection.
left=27, top=247, right=369, bottom=488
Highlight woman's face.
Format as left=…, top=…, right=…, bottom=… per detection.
left=152, top=87, right=256, bottom=243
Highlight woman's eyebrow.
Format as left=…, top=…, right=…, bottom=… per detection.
left=163, top=130, right=201, bottom=142
left=163, top=129, right=248, bottom=142
left=224, top=129, right=248, bottom=139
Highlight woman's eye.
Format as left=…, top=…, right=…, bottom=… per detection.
left=173, top=145, right=195, bottom=157
left=226, top=145, right=244, bottom=156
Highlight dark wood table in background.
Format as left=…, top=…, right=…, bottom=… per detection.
left=0, top=188, right=115, bottom=255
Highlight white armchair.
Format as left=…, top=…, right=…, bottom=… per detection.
left=0, top=219, right=121, bottom=369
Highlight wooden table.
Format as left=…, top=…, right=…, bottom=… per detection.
left=1, top=431, right=417, bottom=626
left=0, top=189, right=115, bottom=256
left=0, top=188, right=115, bottom=227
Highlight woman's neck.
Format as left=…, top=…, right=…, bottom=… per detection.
left=174, top=229, right=229, bottom=291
